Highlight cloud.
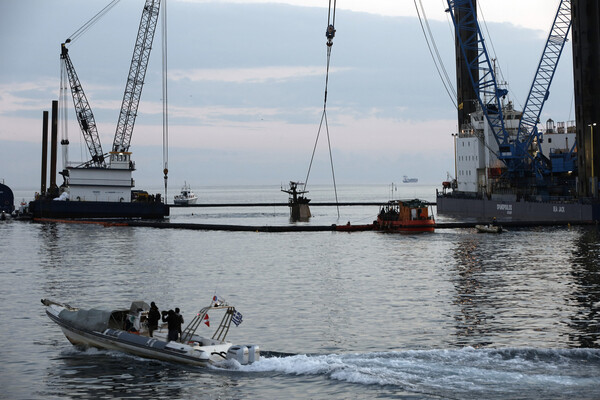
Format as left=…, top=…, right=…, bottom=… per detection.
left=0, top=81, right=56, bottom=114
left=169, top=66, right=349, bottom=84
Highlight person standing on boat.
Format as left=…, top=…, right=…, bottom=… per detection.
left=162, top=309, right=179, bottom=342
left=147, top=302, right=160, bottom=337
left=175, top=307, right=184, bottom=340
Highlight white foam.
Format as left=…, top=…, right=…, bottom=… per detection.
left=229, top=348, right=600, bottom=394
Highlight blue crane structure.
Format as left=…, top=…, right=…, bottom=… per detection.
left=518, top=0, right=573, bottom=176
left=445, top=0, right=573, bottom=184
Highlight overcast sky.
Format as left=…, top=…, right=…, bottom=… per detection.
left=0, top=0, right=573, bottom=192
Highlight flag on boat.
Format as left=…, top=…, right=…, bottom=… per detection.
left=204, top=314, right=210, bottom=327
left=232, top=310, right=243, bottom=326
left=213, top=295, right=219, bottom=302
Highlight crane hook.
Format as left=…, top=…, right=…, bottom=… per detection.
left=326, top=24, right=336, bottom=46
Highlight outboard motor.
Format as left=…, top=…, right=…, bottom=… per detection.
left=248, top=345, right=260, bottom=363
left=227, top=345, right=249, bottom=364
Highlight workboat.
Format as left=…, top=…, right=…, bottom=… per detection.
left=475, top=224, right=503, bottom=233
left=173, top=182, right=198, bottom=205
left=376, top=199, right=435, bottom=232
left=42, top=297, right=259, bottom=367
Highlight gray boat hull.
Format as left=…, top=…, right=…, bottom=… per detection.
left=437, top=195, right=600, bottom=222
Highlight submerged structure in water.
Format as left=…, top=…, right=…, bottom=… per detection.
left=282, top=181, right=311, bottom=221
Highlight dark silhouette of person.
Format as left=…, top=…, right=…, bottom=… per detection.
left=175, top=307, right=184, bottom=340
left=162, top=309, right=179, bottom=342
left=147, top=302, right=160, bottom=337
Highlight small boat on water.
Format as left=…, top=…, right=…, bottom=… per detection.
left=42, top=297, right=259, bottom=367
left=402, top=175, right=418, bottom=183
left=375, top=199, right=435, bottom=232
left=173, top=182, right=198, bottom=205
left=475, top=224, right=503, bottom=233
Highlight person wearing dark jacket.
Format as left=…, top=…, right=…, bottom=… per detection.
left=147, top=302, right=161, bottom=337
left=175, top=307, right=184, bottom=340
left=162, top=309, right=179, bottom=342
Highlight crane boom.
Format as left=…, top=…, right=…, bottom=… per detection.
left=445, top=0, right=513, bottom=162
left=60, top=42, right=106, bottom=167
left=518, top=0, right=572, bottom=151
left=112, top=0, right=161, bottom=154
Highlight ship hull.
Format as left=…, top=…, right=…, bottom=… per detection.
left=437, top=195, right=600, bottom=222
left=377, top=219, right=435, bottom=232
left=29, top=199, right=169, bottom=219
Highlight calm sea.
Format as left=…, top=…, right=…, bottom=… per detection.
left=1, top=184, right=599, bottom=399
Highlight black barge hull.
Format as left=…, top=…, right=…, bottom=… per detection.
left=29, top=200, right=169, bottom=219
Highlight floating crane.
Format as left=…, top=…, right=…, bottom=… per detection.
left=445, top=0, right=573, bottom=183
left=59, top=0, right=162, bottom=203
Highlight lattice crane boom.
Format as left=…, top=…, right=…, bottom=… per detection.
left=112, top=0, right=161, bottom=154
left=60, top=42, right=106, bottom=167
left=518, top=0, right=572, bottom=150
left=445, top=0, right=513, bottom=160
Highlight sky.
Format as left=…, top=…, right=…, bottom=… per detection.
left=0, top=0, right=573, bottom=193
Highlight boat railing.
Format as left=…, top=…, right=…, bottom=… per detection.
left=180, top=304, right=235, bottom=343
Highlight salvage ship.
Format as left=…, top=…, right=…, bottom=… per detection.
left=29, top=0, right=168, bottom=219
left=436, top=0, right=599, bottom=222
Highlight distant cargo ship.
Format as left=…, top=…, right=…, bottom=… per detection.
left=402, top=176, right=418, bottom=183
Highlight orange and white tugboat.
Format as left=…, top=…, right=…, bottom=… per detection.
left=375, top=199, right=435, bottom=232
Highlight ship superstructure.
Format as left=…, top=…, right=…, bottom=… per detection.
left=438, top=0, right=598, bottom=221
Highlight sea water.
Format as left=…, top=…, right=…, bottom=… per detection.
left=1, top=184, right=599, bottom=399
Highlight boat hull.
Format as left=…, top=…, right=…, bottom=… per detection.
left=46, top=307, right=216, bottom=366
left=173, top=198, right=198, bottom=205
left=475, top=224, right=503, bottom=233
left=437, top=194, right=600, bottom=222
left=377, top=219, right=435, bottom=232
left=29, top=199, right=169, bottom=219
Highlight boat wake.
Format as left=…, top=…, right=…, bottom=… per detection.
left=228, top=347, right=600, bottom=398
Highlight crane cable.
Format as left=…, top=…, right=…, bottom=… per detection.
left=67, top=0, right=121, bottom=44
left=414, top=0, right=457, bottom=108
left=162, top=0, right=169, bottom=202
left=304, top=0, right=340, bottom=218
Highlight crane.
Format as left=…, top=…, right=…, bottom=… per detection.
left=518, top=0, right=573, bottom=175
left=61, top=0, right=161, bottom=169
left=60, top=41, right=106, bottom=168
left=112, top=0, right=161, bottom=156
left=445, top=0, right=572, bottom=181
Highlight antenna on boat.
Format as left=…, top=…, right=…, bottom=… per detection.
left=304, top=0, right=340, bottom=219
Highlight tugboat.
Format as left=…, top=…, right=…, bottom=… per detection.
left=281, top=181, right=311, bottom=221
left=375, top=199, right=435, bottom=232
